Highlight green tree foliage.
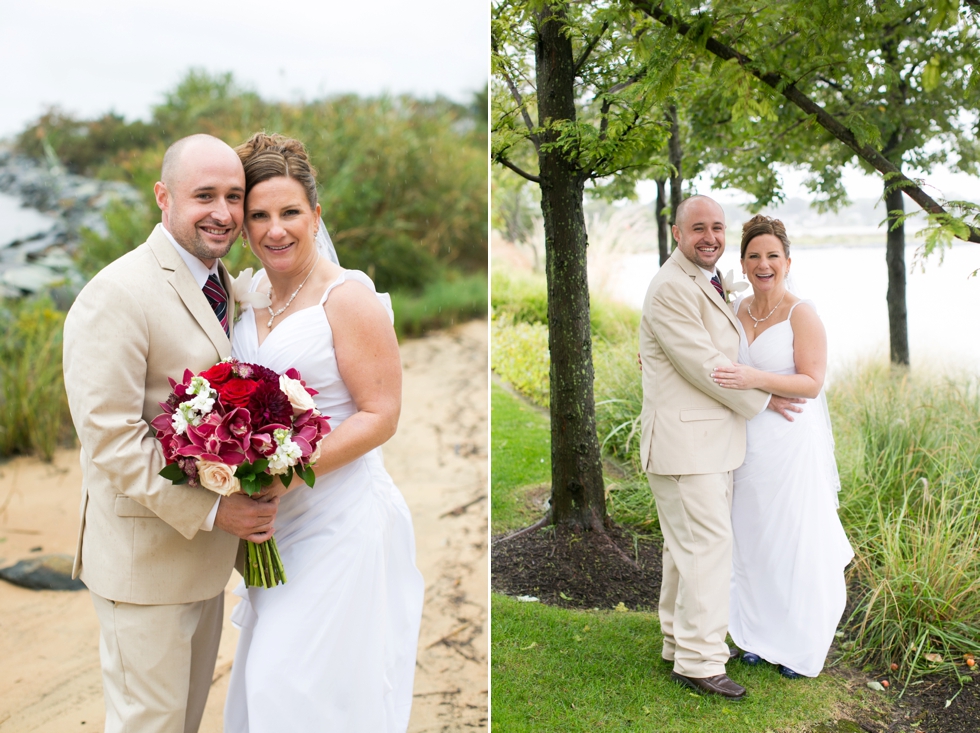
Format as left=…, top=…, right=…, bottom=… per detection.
left=16, top=70, right=487, bottom=292
left=630, top=0, right=980, bottom=364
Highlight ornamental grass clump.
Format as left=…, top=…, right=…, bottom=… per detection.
left=829, top=364, right=980, bottom=684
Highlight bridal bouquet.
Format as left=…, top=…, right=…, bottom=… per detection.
left=151, top=360, right=331, bottom=588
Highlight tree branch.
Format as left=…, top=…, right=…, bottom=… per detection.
left=492, top=39, right=541, bottom=150
left=574, top=21, right=609, bottom=75
left=494, top=154, right=542, bottom=183
left=633, top=0, right=980, bottom=243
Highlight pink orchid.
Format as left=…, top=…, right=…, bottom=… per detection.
left=292, top=410, right=331, bottom=458
left=178, top=412, right=247, bottom=466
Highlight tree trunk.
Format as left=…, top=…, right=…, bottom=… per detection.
left=535, top=3, right=607, bottom=530
left=667, top=104, right=683, bottom=228
left=884, top=179, right=910, bottom=366
left=656, top=177, right=669, bottom=265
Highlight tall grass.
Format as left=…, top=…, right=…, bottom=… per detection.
left=0, top=298, right=72, bottom=460
left=830, top=365, right=980, bottom=683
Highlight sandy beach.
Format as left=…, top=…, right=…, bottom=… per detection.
left=0, top=319, right=488, bottom=732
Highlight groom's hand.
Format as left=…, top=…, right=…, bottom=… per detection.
left=214, top=493, right=279, bottom=542
left=768, top=395, right=805, bottom=421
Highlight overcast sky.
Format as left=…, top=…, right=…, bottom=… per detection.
left=0, top=0, right=488, bottom=139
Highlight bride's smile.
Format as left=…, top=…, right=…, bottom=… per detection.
left=243, top=176, right=322, bottom=276
left=742, top=233, right=790, bottom=294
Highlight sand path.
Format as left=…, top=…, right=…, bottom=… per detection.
left=0, top=319, right=488, bottom=732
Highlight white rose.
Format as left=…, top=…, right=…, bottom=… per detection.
left=196, top=460, right=241, bottom=496
left=279, top=375, right=317, bottom=415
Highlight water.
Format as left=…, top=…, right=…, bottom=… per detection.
left=604, top=243, right=980, bottom=375
left=0, top=192, right=56, bottom=247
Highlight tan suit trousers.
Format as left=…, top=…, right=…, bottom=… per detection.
left=647, top=471, right=733, bottom=678
left=90, top=591, right=223, bottom=733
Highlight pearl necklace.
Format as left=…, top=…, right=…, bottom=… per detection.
left=746, top=293, right=785, bottom=329
left=266, top=257, right=319, bottom=328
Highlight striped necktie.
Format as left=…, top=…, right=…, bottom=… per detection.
left=710, top=273, right=724, bottom=298
left=202, top=273, right=229, bottom=336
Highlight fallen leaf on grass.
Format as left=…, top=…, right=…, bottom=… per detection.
left=866, top=681, right=885, bottom=692
left=614, top=602, right=628, bottom=613
left=516, top=595, right=539, bottom=603
left=925, top=653, right=944, bottom=664
left=520, top=642, right=538, bottom=651
left=559, top=591, right=571, bottom=600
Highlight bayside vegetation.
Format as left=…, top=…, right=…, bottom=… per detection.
left=491, top=265, right=980, bottom=713
left=0, top=70, right=488, bottom=460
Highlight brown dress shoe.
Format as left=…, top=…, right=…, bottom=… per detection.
left=670, top=671, right=747, bottom=700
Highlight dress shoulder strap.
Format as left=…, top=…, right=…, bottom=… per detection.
left=787, top=298, right=815, bottom=318
left=318, top=269, right=394, bottom=323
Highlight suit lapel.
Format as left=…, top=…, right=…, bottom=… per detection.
left=148, top=227, right=231, bottom=359
left=671, top=248, right=739, bottom=331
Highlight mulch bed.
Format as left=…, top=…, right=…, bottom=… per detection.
left=491, top=523, right=662, bottom=610
left=491, top=522, right=980, bottom=733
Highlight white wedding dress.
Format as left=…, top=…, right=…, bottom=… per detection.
left=728, top=300, right=854, bottom=677
left=224, top=270, right=424, bottom=732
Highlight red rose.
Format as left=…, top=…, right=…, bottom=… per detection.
left=217, top=378, right=260, bottom=408
left=201, top=362, right=234, bottom=386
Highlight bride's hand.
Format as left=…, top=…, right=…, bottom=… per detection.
left=711, top=363, right=761, bottom=390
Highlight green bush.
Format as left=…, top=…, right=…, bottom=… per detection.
left=491, top=269, right=549, bottom=325
left=77, top=199, right=155, bottom=277
left=0, top=298, right=72, bottom=460
left=491, top=319, right=550, bottom=408
left=390, top=273, right=488, bottom=339
left=19, top=70, right=487, bottom=293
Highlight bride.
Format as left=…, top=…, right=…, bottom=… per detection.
left=711, top=215, right=853, bottom=678
left=223, top=133, right=424, bottom=731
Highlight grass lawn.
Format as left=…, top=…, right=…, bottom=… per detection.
left=491, top=380, right=551, bottom=533
left=491, top=383, right=874, bottom=732
left=492, top=595, right=857, bottom=732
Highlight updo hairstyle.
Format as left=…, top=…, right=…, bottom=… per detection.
left=235, top=132, right=318, bottom=209
left=740, top=214, right=791, bottom=259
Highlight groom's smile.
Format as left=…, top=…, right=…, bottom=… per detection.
left=153, top=136, right=246, bottom=267
left=673, top=195, right=727, bottom=271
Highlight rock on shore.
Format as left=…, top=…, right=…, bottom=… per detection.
left=0, top=145, right=139, bottom=298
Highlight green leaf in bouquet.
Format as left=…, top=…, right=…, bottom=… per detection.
left=298, top=464, right=316, bottom=488
left=282, top=466, right=294, bottom=488
left=159, top=463, right=188, bottom=484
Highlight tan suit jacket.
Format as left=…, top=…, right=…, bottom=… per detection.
left=63, top=225, right=240, bottom=605
left=639, top=247, right=769, bottom=475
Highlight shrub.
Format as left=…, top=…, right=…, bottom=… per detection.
left=390, top=273, right=488, bottom=339
left=0, top=298, right=72, bottom=460
left=21, top=70, right=487, bottom=294
left=491, top=319, right=550, bottom=408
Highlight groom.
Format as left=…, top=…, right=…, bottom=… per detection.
left=63, top=134, right=278, bottom=733
left=639, top=195, right=800, bottom=699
